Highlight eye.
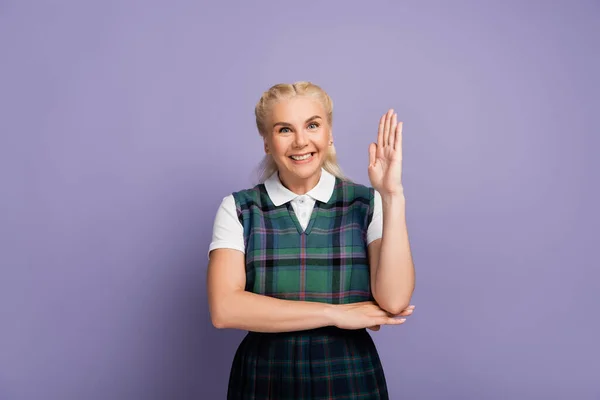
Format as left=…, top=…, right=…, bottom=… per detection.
left=279, top=127, right=291, bottom=133
left=308, top=122, right=319, bottom=129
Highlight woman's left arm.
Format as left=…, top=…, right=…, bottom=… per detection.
left=367, top=109, right=415, bottom=315
left=368, top=193, right=415, bottom=315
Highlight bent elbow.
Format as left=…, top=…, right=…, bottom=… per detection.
left=374, top=293, right=410, bottom=315
left=212, top=321, right=228, bottom=330
left=209, top=304, right=231, bottom=329
left=211, top=314, right=227, bottom=329
left=373, top=285, right=414, bottom=315
left=385, top=302, right=410, bottom=316
left=209, top=290, right=243, bottom=330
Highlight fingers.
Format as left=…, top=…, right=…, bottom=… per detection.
left=345, top=302, right=414, bottom=331
left=368, top=142, right=377, bottom=167
left=377, top=114, right=385, bottom=151
left=389, top=112, right=397, bottom=147
left=380, top=109, right=401, bottom=149
left=395, top=308, right=414, bottom=317
left=394, top=120, right=403, bottom=151
left=394, top=304, right=415, bottom=317
left=345, top=303, right=414, bottom=331
left=368, top=315, right=407, bottom=332
left=382, top=109, right=393, bottom=147
left=380, top=317, right=406, bottom=325
left=377, top=304, right=415, bottom=328
left=365, top=303, right=415, bottom=317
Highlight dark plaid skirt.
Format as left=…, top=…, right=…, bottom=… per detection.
left=227, top=326, right=389, bottom=400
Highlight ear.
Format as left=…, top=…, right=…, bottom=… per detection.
left=263, top=138, right=269, bottom=154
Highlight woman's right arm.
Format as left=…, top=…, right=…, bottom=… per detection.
left=207, top=248, right=336, bottom=332
left=207, top=248, right=409, bottom=333
left=206, top=195, right=411, bottom=333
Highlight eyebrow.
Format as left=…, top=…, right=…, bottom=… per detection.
left=272, top=115, right=322, bottom=128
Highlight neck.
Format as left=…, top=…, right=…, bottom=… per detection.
left=278, top=168, right=322, bottom=195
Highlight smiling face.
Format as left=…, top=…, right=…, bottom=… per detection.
left=263, top=95, right=332, bottom=193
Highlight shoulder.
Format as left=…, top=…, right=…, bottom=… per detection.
left=231, top=183, right=267, bottom=207
left=212, top=183, right=264, bottom=221
left=334, top=178, right=375, bottom=204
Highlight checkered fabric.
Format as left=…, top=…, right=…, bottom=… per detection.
left=227, top=178, right=388, bottom=399
left=228, top=327, right=389, bottom=399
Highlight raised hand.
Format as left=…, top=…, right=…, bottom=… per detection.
left=368, top=109, right=404, bottom=197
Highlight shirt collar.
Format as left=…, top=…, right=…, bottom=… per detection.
left=264, top=168, right=336, bottom=206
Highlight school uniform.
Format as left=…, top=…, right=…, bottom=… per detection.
left=209, top=168, right=389, bottom=399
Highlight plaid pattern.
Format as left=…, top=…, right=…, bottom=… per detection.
left=228, top=327, right=388, bottom=400
left=228, top=178, right=388, bottom=399
left=234, top=178, right=375, bottom=304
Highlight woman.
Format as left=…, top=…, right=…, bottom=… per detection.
left=207, top=81, right=415, bottom=399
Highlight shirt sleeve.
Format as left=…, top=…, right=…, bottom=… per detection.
left=208, top=194, right=245, bottom=258
left=366, top=189, right=383, bottom=244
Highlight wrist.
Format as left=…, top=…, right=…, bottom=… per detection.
left=378, top=184, right=405, bottom=199
left=380, top=192, right=406, bottom=207
left=323, top=303, right=340, bottom=327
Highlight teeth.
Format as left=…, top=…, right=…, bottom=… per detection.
left=290, top=153, right=312, bottom=161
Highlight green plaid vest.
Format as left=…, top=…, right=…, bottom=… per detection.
left=232, top=178, right=375, bottom=304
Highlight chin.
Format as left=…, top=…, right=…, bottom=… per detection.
left=291, top=167, right=320, bottom=179
left=281, top=154, right=323, bottom=179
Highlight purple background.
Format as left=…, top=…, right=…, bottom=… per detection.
left=1, top=1, right=598, bottom=399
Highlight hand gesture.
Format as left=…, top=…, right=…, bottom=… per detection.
left=368, top=109, right=404, bottom=197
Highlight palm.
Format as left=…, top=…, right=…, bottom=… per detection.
left=368, top=109, right=404, bottom=196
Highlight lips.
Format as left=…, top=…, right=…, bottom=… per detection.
left=289, top=152, right=314, bottom=161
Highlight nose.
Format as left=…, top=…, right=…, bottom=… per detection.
left=293, top=130, right=308, bottom=148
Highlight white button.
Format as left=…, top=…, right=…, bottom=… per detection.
left=299, top=197, right=305, bottom=204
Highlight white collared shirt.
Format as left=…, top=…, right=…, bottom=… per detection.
left=209, top=168, right=383, bottom=255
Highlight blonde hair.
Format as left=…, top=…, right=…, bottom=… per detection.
left=253, top=81, right=346, bottom=183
